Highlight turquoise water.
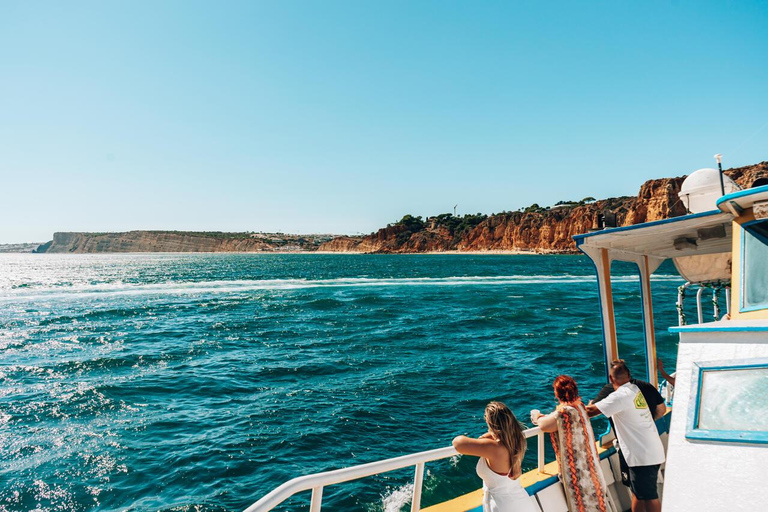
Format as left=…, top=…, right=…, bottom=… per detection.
left=0, top=254, right=684, bottom=511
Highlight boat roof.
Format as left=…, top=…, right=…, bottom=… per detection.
left=717, top=184, right=768, bottom=214
left=573, top=209, right=734, bottom=260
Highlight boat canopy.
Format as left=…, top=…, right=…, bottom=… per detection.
left=574, top=209, right=733, bottom=261
left=572, top=209, right=735, bottom=387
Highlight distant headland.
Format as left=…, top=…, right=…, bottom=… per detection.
left=31, top=231, right=339, bottom=254
left=4, top=162, right=765, bottom=255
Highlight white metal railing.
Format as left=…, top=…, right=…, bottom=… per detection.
left=245, top=426, right=546, bottom=512
left=677, top=281, right=730, bottom=326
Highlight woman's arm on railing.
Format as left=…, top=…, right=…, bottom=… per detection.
left=532, top=411, right=558, bottom=433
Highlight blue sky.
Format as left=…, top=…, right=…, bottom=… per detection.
left=1, top=1, right=767, bottom=243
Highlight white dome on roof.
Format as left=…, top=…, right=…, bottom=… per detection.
left=679, top=168, right=740, bottom=214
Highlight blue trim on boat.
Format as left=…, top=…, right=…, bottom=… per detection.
left=655, top=410, right=671, bottom=435
left=572, top=210, right=723, bottom=242
left=524, top=475, right=561, bottom=496
left=686, top=429, right=768, bottom=444
left=740, top=304, right=768, bottom=313
left=520, top=450, right=616, bottom=497
left=715, top=184, right=768, bottom=209
left=599, top=445, right=617, bottom=460
left=521, top=447, right=620, bottom=498
left=740, top=219, right=768, bottom=313
left=668, top=325, right=768, bottom=333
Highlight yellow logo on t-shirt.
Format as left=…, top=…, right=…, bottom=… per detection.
left=634, top=392, right=648, bottom=409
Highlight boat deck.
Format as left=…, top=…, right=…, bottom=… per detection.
left=424, top=413, right=671, bottom=512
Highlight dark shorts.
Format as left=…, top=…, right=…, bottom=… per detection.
left=618, top=449, right=630, bottom=487
left=628, top=464, right=660, bottom=500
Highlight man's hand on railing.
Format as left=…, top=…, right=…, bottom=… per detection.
left=585, top=402, right=602, bottom=418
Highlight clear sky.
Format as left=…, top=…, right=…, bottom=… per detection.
left=1, top=1, right=767, bottom=243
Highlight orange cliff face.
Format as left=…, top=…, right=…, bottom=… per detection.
left=318, top=162, right=768, bottom=254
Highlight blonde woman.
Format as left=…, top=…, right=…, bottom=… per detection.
left=453, top=402, right=536, bottom=512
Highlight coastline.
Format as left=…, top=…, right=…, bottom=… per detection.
left=5, top=249, right=573, bottom=255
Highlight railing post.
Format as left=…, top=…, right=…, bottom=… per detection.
left=310, top=486, right=323, bottom=512
left=411, top=462, right=425, bottom=512
left=696, top=286, right=704, bottom=324
left=537, top=431, right=545, bottom=473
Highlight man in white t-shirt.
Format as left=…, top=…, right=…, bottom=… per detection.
left=586, top=360, right=665, bottom=512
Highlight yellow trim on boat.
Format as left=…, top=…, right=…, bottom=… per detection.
left=600, top=248, right=618, bottom=361
left=421, top=489, right=483, bottom=512
left=731, top=211, right=768, bottom=321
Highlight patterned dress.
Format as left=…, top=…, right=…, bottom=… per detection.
left=550, top=401, right=619, bottom=512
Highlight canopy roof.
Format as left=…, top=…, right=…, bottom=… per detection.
left=574, top=210, right=734, bottom=260
left=717, top=184, right=768, bottom=215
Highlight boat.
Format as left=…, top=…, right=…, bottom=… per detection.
left=245, top=157, right=768, bottom=511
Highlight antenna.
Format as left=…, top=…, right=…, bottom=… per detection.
left=453, top=204, right=458, bottom=216
left=714, top=153, right=725, bottom=196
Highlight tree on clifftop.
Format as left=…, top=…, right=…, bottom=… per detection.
left=430, top=213, right=488, bottom=237
left=395, top=214, right=426, bottom=232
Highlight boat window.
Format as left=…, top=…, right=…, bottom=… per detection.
left=742, top=220, right=768, bottom=311
left=687, top=359, right=768, bottom=444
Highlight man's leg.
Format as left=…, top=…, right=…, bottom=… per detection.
left=629, top=465, right=661, bottom=512
left=631, top=495, right=646, bottom=512
left=642, top=498, right=661, bottom=512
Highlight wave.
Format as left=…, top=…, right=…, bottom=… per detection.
left=378, top=482, right=415, bottom=512
left=0, top=274, right=683, bottom=301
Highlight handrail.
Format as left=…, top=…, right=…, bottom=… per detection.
left=245, top=426, right=545, bottom=512
left=678, top=281, right=730, bottom=326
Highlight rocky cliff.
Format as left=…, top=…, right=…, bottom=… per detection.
left=33, top=162, right=767, bottom=255
left=0, top=242, right=44, bottom=253
left=319, top=162, right=768, bottom=254
left=39, top=231, right=339, bottom=253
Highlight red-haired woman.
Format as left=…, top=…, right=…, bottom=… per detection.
left=532, top=376, right=618, bottom=512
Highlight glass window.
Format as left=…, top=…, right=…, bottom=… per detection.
left=743, top=221, right=768, bottom=310
left=697, top=368, right=768, bottom=431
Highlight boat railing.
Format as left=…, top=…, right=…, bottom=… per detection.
left=676, top=281, right=730, bottom=326
left=244, top=425, right=547, bottom=512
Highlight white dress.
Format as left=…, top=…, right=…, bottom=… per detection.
left=476, top=457, right=537, bottom=512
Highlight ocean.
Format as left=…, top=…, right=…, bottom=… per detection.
left=0, top=253, right=685, bottom=511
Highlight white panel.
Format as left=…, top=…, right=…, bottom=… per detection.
left=663, top=337, right=768, bottom=511
left=607, top=453, right=623, bottom=486
left=600, top=458, right=615, bottom=486
left=617, top=483, right=633, bottom=512
left=656, top=465, right=664, bottom=502
left=659, top=433, right=669, bottom=471
left=659, top=432, right=669, bottom=453
left=607, top=483, right=631, bottom=512
left=606, top=454, right=632, bottom=511
left=535, top=483, right=568, bottom=512
left=529, top=495, right=543, bottom=511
